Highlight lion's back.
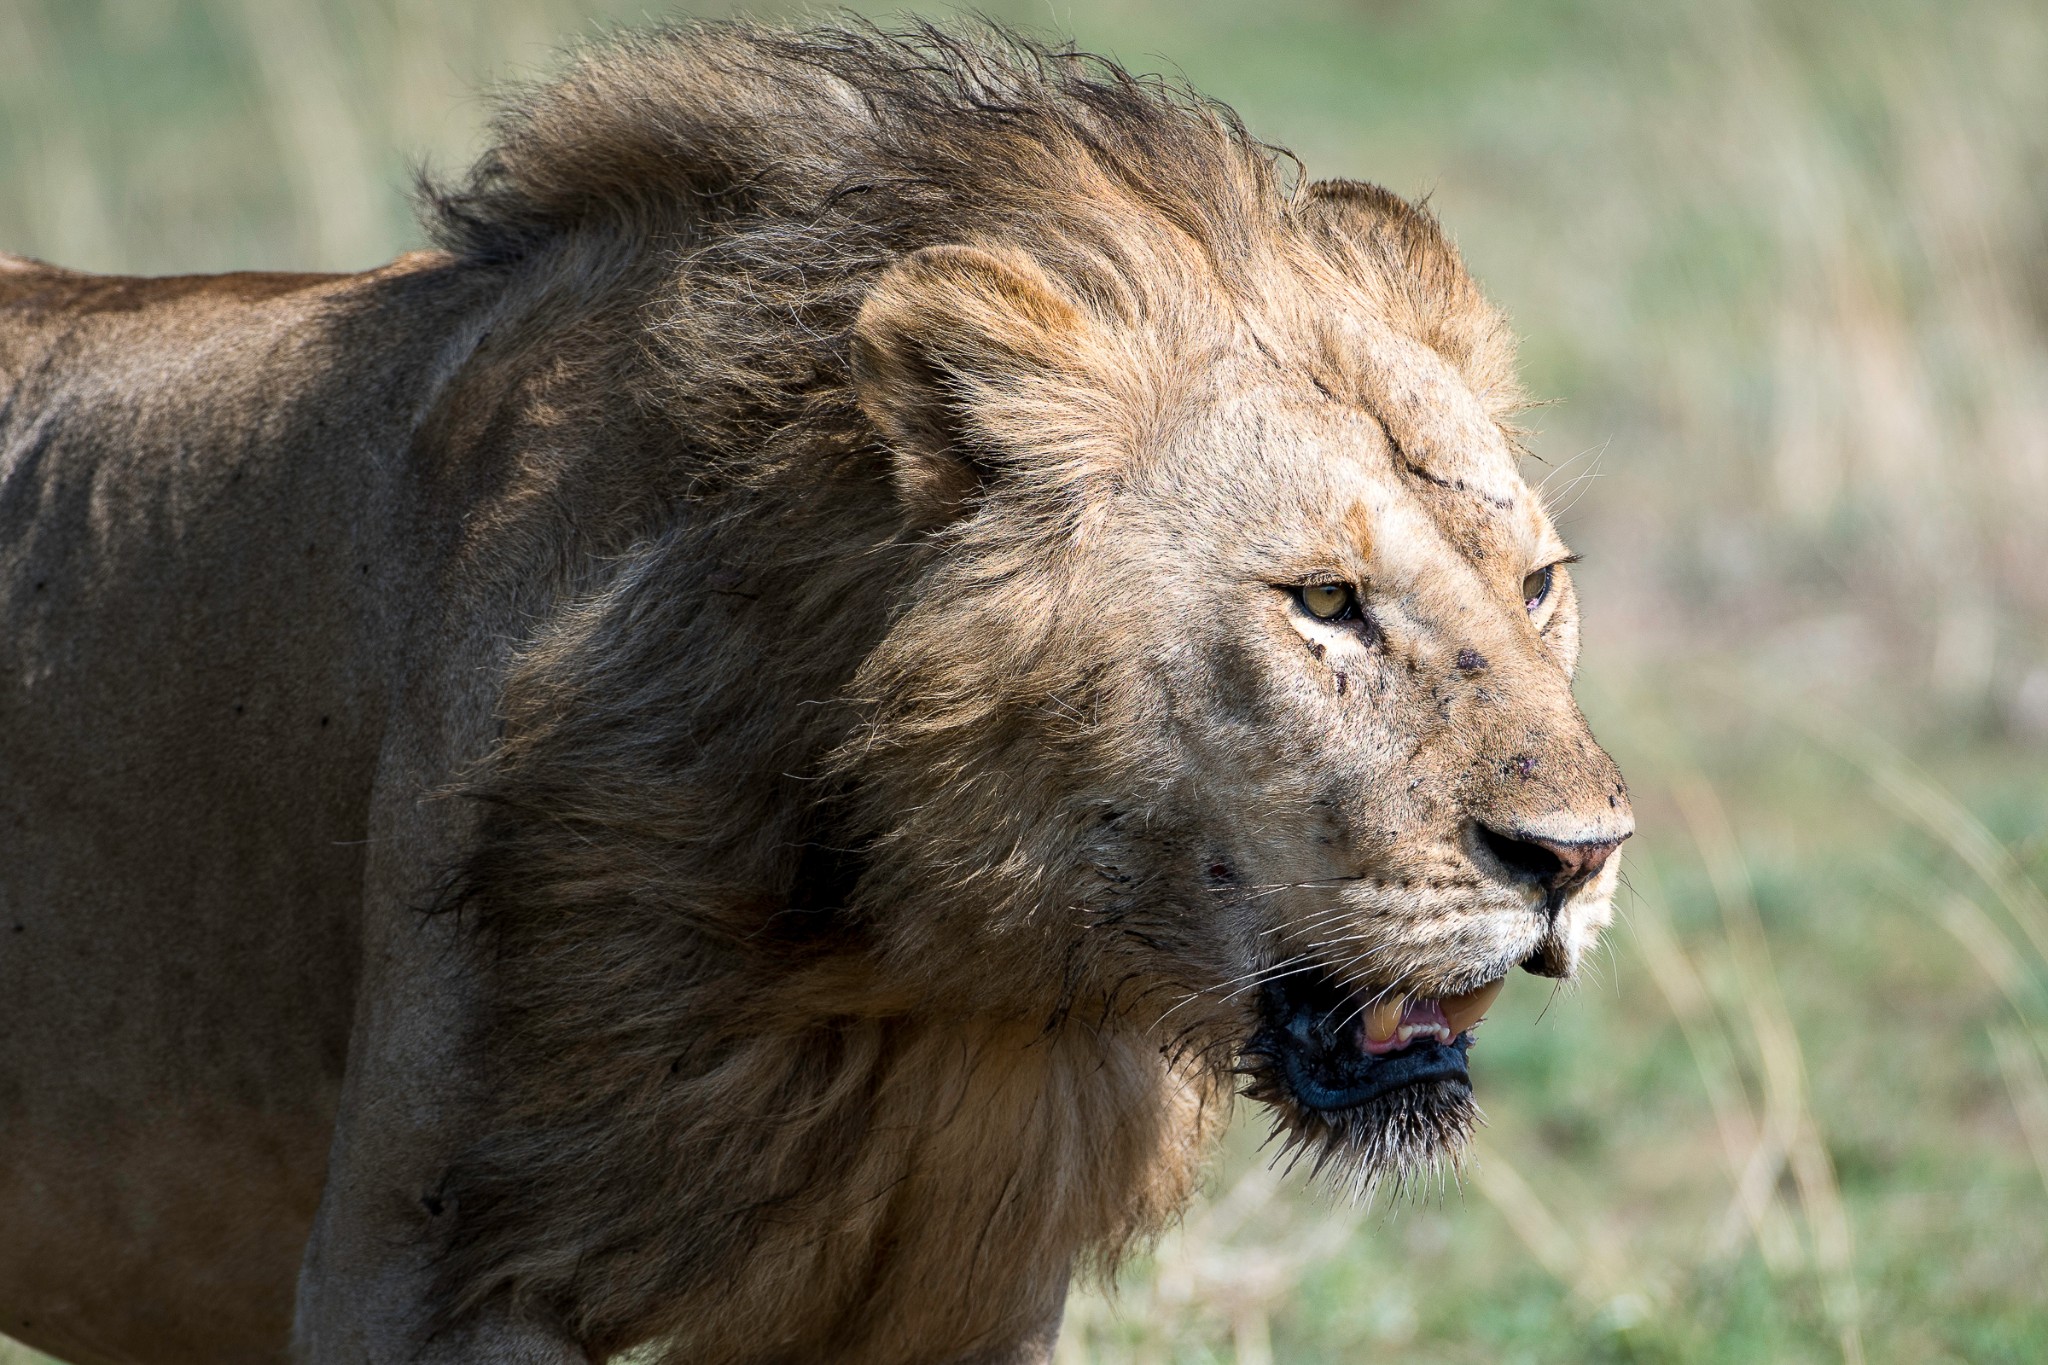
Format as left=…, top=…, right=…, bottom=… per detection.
left=0, top=252, right=481, bottom=1363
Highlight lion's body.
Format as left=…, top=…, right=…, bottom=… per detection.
left=0, top=248, right=1199, bottom=1364
left=0, top=260, right=464, bottom=1362
left=0, top=21, right=1630, bottom=1365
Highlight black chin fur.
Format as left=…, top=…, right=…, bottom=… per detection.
left=1238, top=972, right=1481, bottom=1196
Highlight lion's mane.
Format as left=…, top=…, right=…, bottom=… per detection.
left=421, top=21, right=1512, bottom=1359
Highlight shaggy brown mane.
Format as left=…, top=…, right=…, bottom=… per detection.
left=0, top=0, right=1647, bottom=1353
left=417, top=19, right=1523, bottom=1360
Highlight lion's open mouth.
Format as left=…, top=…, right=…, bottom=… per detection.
left=1254, top=969, right=1502, bottom=1111
left=1241, top=963, right=1504, bottom=1177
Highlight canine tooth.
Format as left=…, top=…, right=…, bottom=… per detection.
left=1441, top=976, right=1506, bottom=1035
left=1365, top=995, right=1406, bottom=1044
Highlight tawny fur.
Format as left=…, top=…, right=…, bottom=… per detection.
left=413, top=24, right=1548, bottom=1357
left=1, top=19, right=1633, bottom=1365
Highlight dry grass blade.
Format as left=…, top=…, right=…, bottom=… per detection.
left=1058, top=1153, right=1375, bottom=1365
left=1470, top=1134, right=1634, bottom=1312
left=1794, top=704, right=2048, bottom=971
left=1939, top=893, right=2046, bottom=1021
left=1675, top=776, right=1866, bottom=1365
left=0, top=0, right=122, bottom=272
left=221, top=0, right=384, bottom=270
left=1989, top=1025, right=2048, bottom=1200
left=1469, top=1135, right=1585, bottom=1293
left=1230, top=1309, right=1272, bottom=1365
left=1933, top=895, right=2048, bottom=1201
left=1622, top=857, right=1801, bottom=1271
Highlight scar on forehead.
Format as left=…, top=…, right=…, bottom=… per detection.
left=1343, top=500, right=1375, bottom=560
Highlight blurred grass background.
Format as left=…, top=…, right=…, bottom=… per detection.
left=4, top=0, right=2046, bottom=1361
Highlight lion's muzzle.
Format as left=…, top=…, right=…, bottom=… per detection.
left=1472, top=820, right=1632, bottom=978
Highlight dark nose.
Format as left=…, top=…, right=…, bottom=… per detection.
left=1477, top=824, right=1626, bottom=900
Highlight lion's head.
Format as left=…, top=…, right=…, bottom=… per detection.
left=843, top=198, right=1631, bottom=1184
left=429, top=28, right=1636, bottom=1336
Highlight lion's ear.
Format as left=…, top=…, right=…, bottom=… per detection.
left=852, top=245, right=1089, bottom=529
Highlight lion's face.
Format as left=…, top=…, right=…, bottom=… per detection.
left=853, top=232, right=1631, bottom=1184
left=1103, top=348, right=1632, bottom=1176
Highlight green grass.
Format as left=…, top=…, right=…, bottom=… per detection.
left=4, top=1, right=2046, bottom=1362
left=1053, top=667, right=2048, bottom=1364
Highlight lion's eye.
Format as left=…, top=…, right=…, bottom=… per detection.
left=1522, top=566, right=1554, bottom=612
left=1296, top=583, right=1357, bottom=621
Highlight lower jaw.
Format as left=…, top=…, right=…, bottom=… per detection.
left=1278, top=1033, right=1472, bottom=1112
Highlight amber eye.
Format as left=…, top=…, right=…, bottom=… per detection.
left=1522, top=565, right=1554, bottom=612
left=1296, top=583, right=1357, bottom=621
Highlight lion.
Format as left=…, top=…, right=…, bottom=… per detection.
left=0, top=21, right=1632, bottom=1365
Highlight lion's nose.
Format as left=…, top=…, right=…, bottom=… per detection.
left=1476, top=824, right=1628, bottom=901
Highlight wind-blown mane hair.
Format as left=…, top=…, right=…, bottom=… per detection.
left=419, top=20, right=1514, bottom=1359
left=423, top=17, right=1510, bottom=466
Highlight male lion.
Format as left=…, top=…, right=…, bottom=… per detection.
left=0, top=22, right=1631, bottom=1365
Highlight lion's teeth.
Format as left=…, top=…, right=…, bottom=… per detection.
left=1365, top=995, right=1406, bottom=1044
left=1441, top=976, right=1506, bottom=1035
